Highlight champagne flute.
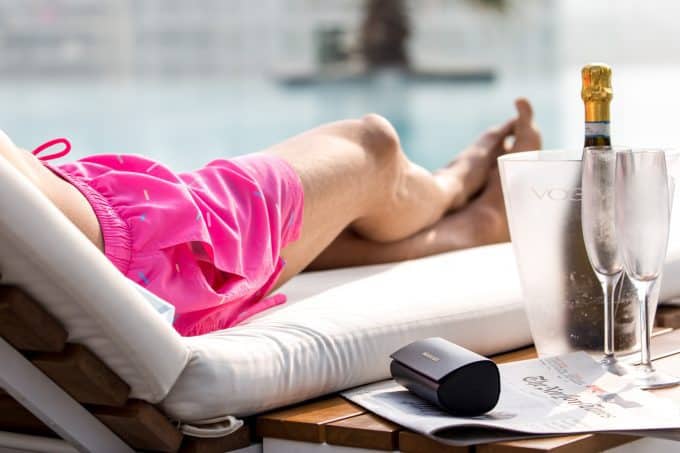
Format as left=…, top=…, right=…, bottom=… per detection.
left=615, top=149, right=680, bottom=389
left=581, top=146, right=627, bottom=375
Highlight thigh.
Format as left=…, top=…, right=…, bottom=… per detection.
left=265, top=120, right=388, bottom=288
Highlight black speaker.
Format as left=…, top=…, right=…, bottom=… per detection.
left=390, top=337, right=500, bottom=416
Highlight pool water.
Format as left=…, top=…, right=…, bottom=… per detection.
left=0, top=72, right=563, bottom=172
left=3, top=66, right=679, bottom=173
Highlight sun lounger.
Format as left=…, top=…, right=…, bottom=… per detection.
left=1, top=153, right=679, bottom=452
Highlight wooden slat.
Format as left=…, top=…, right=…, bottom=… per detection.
left=492, top=347, right=536, bottom=365
left=256, top=397, right=364, bottom=443
left=646, top=349, right=680, bottom=405
left=32, top=343, right=130, bottom=406
left=93, top=399, right=183, bottom=453
left=325, top=413, right=400, bottom=450
left=180, top=424, right=251, bottom=453
left=652, top=326, right=673, bottom=336
left=399, top=431, right=470, bottom=453
left=655, top=306, right=680, bottom=328
left=476, top=433, right=633, bottom=453
left=630, top=328, right=680, bottom=364
left=490, top=328, right=671, bottom=367
left=0, top=286, right=67, bottom=352
left=0, top=394, right=55, bottom=436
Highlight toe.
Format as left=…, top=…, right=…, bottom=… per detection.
left=514, top=98, right=533, bottom=125
left=511, top=98, right=542, bottom=151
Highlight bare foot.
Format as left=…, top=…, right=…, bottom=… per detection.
left=435, top=118, right=514, bottom=211
left=461, top=99, right=542, bottom=243
left=469, top=168, right=509, bottom=243
left=462, top=99, right=542, bottom=243
left=508, top=98, right=542, bottom=153
left=422, top=168, right=509, bottom=254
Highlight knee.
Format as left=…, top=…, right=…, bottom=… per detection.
left=323, top=113, right=405, bottom=205
left=356, top=114, right=403, bottom=183
left=358, top=113, right=400, bottom=158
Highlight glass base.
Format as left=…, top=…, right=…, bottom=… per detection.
left=634, top=368, right=680, bottom=390
left=600, top=355, right=629, bottom=376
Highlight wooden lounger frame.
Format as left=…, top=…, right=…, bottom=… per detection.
left=0, top=285, right=251, bottom=452
left=3, top=281, right=680, bottom=452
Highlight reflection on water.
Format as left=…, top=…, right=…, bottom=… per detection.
left=3, top=71, right=561, bottom=171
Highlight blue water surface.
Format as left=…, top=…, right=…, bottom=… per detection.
left=0, top=72, right=562, bottom=172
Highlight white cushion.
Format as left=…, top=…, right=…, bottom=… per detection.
left=162, top=243, right=532, bottom=420
left=132, top=281, right=176, bottom=325
left=0, top=156, right=189, bottom=402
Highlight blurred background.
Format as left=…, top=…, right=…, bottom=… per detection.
left=0, top=0, right=678, bottom=171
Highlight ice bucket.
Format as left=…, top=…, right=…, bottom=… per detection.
left=499, top=149, right=680, bottom=357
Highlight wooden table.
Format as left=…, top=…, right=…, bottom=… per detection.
left=254, top=307, right=680, bottom=453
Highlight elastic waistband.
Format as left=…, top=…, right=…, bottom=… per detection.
left=45, top=164, right=133, bottom=275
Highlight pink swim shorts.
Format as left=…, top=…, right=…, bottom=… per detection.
left=37, top=139, right=304, bottom=336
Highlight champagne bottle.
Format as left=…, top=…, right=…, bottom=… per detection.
left=565, top=63, right=636, bottom=352
left=582, top=64, right=612, bottom=148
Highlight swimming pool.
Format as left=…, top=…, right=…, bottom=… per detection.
left=3, top=66, right=676, bottom=172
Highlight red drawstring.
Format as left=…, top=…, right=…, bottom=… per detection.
left=32, top=138, right=71, bottom=161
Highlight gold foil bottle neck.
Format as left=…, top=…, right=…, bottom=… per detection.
left=581, top=63, right=612, bottom=103
left=582, top=63, right=612, bottom=121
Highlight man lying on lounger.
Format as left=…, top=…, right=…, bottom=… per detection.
left=0, top=98, right=541, bottom=336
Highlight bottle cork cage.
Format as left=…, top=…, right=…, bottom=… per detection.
left=0, top=285, right=251, bottom=452
left=2, top=283, right=680, bottom=452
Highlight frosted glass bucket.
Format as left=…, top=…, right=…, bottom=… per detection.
left=498, top=149, right=679, bottom=358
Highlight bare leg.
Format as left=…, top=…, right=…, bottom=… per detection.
left=308, top=98, right=542, bottom=270
left=309, top=168, right=509, bottom=269
left=0, top=98, right=538, bottom=293
left=0, top=131, right=104, bottom=251
left=271, top=112, right=514, bottom=285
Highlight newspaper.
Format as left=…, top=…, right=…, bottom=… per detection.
left=342, top=352, right=680, bottom=446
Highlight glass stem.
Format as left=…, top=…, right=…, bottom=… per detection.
left=634, top=279, right=655, bottom=372
left=601, top=272, right=622, bottom=358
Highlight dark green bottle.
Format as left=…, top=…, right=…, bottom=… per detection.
left=565, top=64, right=636, bottom=352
